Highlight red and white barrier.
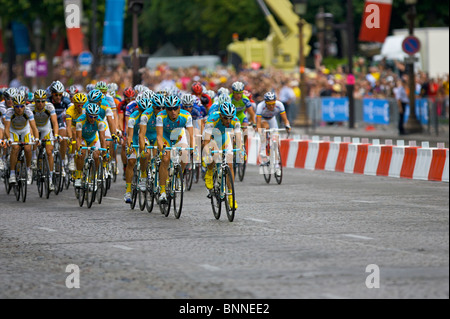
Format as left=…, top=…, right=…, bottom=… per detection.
left=247, top=133, right=448, bottom=183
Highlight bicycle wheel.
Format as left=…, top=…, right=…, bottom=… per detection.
left=43, top=155, right=50, bottom=199
left=102, top=161, right=109, bottom=197
left=146, top=164, right=156, bottom=213
left=97, top=157, right=104, bottom=204
left=20, top=161, right=27, bottom=203
left=262, top=161, right=271, bottom=184
left=184, top=164, right=193, bottom=191
left=223, top=165, right=236, bottom=222
left=210, top=169, right=221, bottom=220
left=172, top=166, right=184, bottom=219
left=77, top=178, right=85, bottom=207
left=138, top=171, right=147, bottom=212
left=112, top=160, right=117, bottom=183
left=4, top=161, right=12, bottom=194
left=36, top=153, right=44, bottom=198
left=193, top=163, right=199, bottom=184
left=130, top=165, right=138, bottom=210
left=64, top=164, right=71, bottom=190
left=85, top=160, right=96, bottom=209
left=14, top=162, right=21, bottom=201
left=274, top=146, right=283, bottom=185
left=53, top=152, right=63, bottom=195
left=160, top=178, right=171, bottom=217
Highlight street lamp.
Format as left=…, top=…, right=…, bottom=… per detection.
left=292, top=0, right=310, bottom=128
left=404, top=0, right=422, bottom=133
left=129, top=0, right=144, bottom=86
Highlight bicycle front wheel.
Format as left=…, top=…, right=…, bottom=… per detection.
left=223, top=165, right=236, bottom=222
left=211, top=170, right=221, bottom=220
left=97, top=157, right=104, bottom=204
left=130, top=166, right=138, bottom=210
left=53, top=152, right=63, bottom=195
left=172, top=166, right=184, bottom=219
left=274, top=146, right=283, bottom=185
left=138, top=172, right=147, bottom=212
left=43, top=155, right=50, bottom=199
left=85, top=160, right=96, bottom=208
left=36, top=155, right=44, bottom=198
left=20, top=162, right=27, bottom=203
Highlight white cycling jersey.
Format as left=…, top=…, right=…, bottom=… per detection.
left=256, top=100, right=285, bottom=129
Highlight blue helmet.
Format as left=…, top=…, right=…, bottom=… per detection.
left=137, top=98, right=152, bottom=111
left=88, top=89, right=103, bottom=103
left=152, top=94, right=165, bottom=109
left=219, top=101, right=236, bottom=118
left=164, top=95, right=181, bottom=109
left=85, top=103, right=100, bottom=115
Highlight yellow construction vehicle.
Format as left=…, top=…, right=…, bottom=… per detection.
left=227, top=0, right=312, bottom=71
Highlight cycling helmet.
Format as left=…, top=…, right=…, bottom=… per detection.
left=73, top=93, right=88, bottom=104
left=67, top=85, right=79, bottom=96
left=3, top=88, right=17, bottom=100
left=142, top=90, right=154, bottom=100
left=50, top=80, right=65, bottom=94
left=34, top=89, right=47, bottom=100
left=85, top=103, right=100, bottom=115
left=164, top=95, right=181, bottom=109
left=244, top=90, right=253, bottom=99
left=137, top=98, right=152, bottom=111
left=88, top=89, right=103, bottom=103
left=86, top=83, right=95, bottom=93
left=217, top=94, right=231, bottom=105
left=27, top=92, right=34, bottom=103
left=62, top=91, right=70, bottom=99
left=231, top=81, right=245, bottom=92
left=152, top=94, right=166, bottom=109
left=219, top=101, right=236, bottom=118
left=206, top=90, right=216, bottom=100
left=95, top=81, right=108, bottom=91
left=123, top=87, right=135, bottom=98
left=108, top=83, right=118, bottom=93
left=191, top=82, right=203, bottom=95
left=19, top=86, right=30, bottom=94
left=12, top=94, right=26, bottom=106
left=157, top=87, right=168, bottom=96
left=264, top=91, right=276, bottom=102
left=217, top=87, right=230, bottom=97
left=181, top=94, right=195, bottom=107
left=134, top=84, right=146, bottom=94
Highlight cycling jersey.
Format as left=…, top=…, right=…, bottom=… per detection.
left=125, top=101, right=138, bottom=118
left=230, top=94, right=252, bottom=124
left=127, top=110, right=143, bottom=146
left=48, top=96, right=73, bottom=128
left=65, top=105, right=85, bottom=128
left=140, top=107, right=159, bottom=143
left=76, top=114, right=107, bottom=147
left=204, top=111, right=241, bottom=149
left=156, top=109, right=193, bottom=147
left=4, top=107, right=35, bottom=142
left=28, top=102, right=56, bottom=138
left=255, top=101, right=286, bottom=119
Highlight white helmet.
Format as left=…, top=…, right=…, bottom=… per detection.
left=231, top=81, right=245, bottom=92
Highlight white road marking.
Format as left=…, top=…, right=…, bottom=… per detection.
left=343, top=234, right=374, bottom=240
left=243, top=218, right=270, bottom=223
left=36, top=227, right=57, bottom=232
left=200, top=264, right=221, bottom=271
left=112, top=245, right=134, bottom=251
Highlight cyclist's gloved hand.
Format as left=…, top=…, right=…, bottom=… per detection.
left=285, top=125, right=291, bottom=133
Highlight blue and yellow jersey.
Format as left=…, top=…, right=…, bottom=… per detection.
left=140, top=107, right=158, bottom=143
left=156, top=109, right=193, bottom=146
left=127, top=110, right=142, bottom=145
left=204, top=111, right=241, bottom=149
left=76, top=114, right=107, bottom=147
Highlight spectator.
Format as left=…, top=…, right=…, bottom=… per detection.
left=394, top=78, right=409, bottom=135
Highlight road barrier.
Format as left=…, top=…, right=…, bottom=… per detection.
left=247, top=133, right=449, bottom=183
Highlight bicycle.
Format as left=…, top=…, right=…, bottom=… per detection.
left=61, top=137, right=75, bottom=192
left=10, top=142, right=34, bottom=202
left=233, top=132, right=247, bottom=182
left=1, top=144, right=12, bottom=195
left=129, top=145, right=143, bottom=210
left=259, top=128, right=287, bottom=185
left=159, top=146, right=193, bottom=219
left=52, top=137, right=65, bottom=195
left=208, top=147, right=240, bottom=222
left=34, top=138, right=55, bottom=199
left=76, top=146, right=107, bottom=208
left=143, top=145, right=162, bottom=213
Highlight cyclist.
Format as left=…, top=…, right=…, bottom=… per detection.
left=123, top=98, right=152, bottom=203
left=156, top=95, right=194, bottom=204
left=74, top=103, right=108, bottom=188
left=191, top=81, right=212, bottom=112
left=66, top=93, right=88, bottom=171
left=3, top=94, right=40, bottom=185
left=117, top=87, right=136, bottom=179
left=138, top=94, right=165, bottom=190
left=28, top=89, right=60, bottom=191
left=181, top=93, right=205, bottom=132
left=202, top=101, right=240, bottom=209
left=230, top=81, right=256, bottom=157
left=256, top=91, right=291, bottom=175
left=1, top=88, right=16, bottom=109
left=66, top=85, right=79, bottom=100
left=47, top=80, right=73, bottom=175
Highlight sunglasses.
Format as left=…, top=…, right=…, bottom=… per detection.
left=220, top=115, right=233, bottom=120
left=266, top=102, right=276, bottom=105
left=234, top=91, right=244, bottom=94
left=88, top=115, right=98, bottom=119
left=166, top=107, right=179, bottom=111
left=53, top=93, right=63, bottom=97
left=35, top=100, right=46, bottom=103
left=15, top=104, right=25, bottom=109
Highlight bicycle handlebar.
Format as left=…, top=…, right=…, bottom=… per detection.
left=80, top=146, right=108, bottom=152
left=211, top=148, right=241, bottom=154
